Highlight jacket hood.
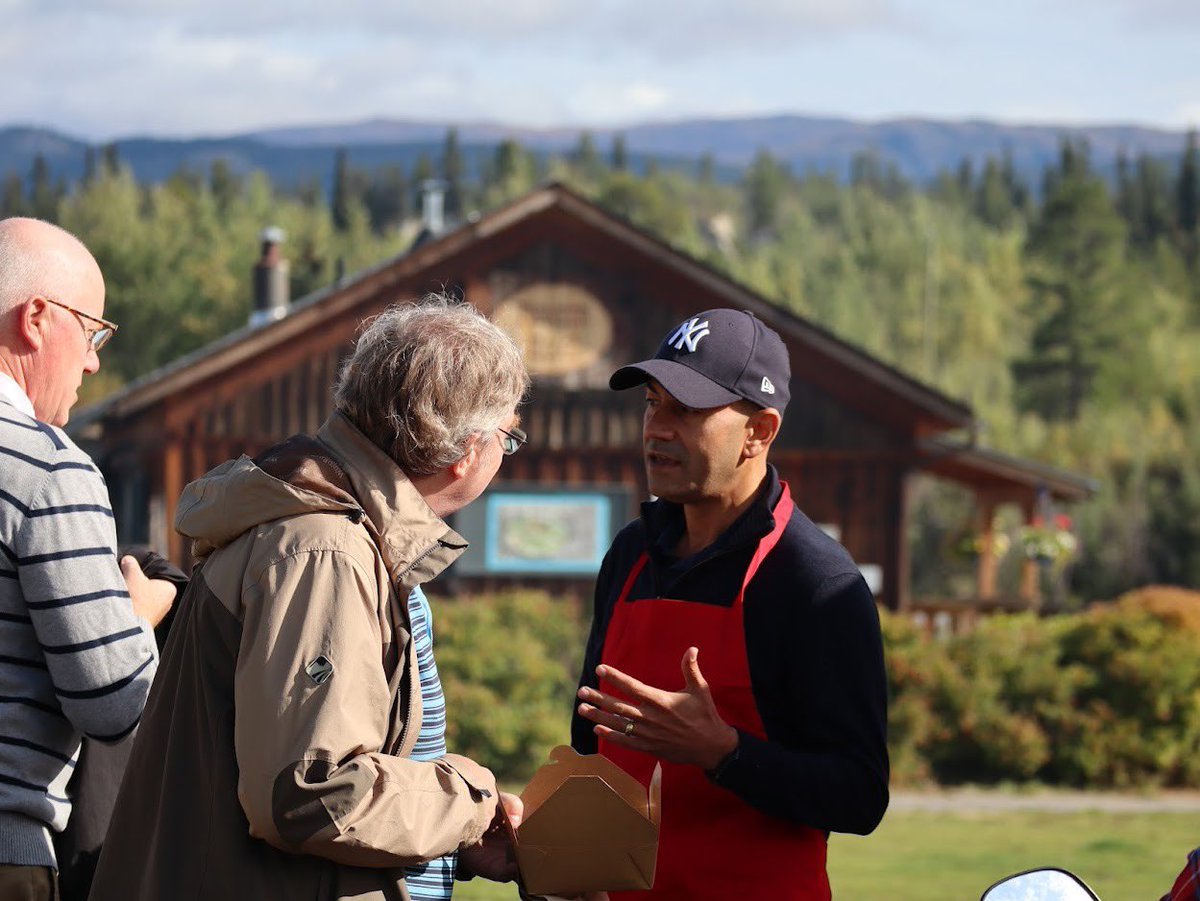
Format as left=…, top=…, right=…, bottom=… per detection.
left=175, top=455, right=359, bottom=560
left=175, top=414, right=468, bottom=585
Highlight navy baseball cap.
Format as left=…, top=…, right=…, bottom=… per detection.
left=610, top=309, right=791, bottom=413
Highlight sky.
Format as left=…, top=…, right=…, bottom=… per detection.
left=2, top=0, right=1198, bottom=140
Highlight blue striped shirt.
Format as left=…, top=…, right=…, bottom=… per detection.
left=0, top=391, right=158, bottom=867
left=403, top=587, right=456, bottom=900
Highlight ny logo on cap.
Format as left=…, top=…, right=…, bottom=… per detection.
left=667, top=317, right=711, bottom=353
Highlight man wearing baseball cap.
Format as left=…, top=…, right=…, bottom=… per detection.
left=572, top=309, right=889, bottom=900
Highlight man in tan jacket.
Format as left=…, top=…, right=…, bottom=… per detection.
left=91, top=297, right=530, bottom=900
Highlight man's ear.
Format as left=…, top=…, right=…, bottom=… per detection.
left=447, top=439, right=480, bottom=481
left=743, top=408, right=781, bottom=460
left=16, top=298, right=49, bottom=351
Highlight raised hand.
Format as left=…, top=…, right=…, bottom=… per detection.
left=576, top=647, right=737, bottom=771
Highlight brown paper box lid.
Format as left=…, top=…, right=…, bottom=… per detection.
left=512, top=745, right=661, bottom=895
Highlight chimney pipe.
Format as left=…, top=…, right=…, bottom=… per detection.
left=250, top=226, right=289, bottom=327
left=420, top=179, right=445, bottom=234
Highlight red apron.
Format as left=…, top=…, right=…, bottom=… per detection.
left=598, top=483, right=830, bottom=900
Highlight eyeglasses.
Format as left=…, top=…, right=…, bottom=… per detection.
left=497, top=426, right=527, bottom=455
left=42, top=297, right=118, bottom=352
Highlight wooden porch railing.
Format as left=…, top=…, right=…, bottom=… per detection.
left=906, top=596, right=1037, bottom=638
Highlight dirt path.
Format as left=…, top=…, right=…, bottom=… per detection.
left=889, top=788, right=1200, bottom=813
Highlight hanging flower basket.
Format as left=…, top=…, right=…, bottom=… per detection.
left=954, top=530, right=1011, bottom=560
left=1018, top=514, right=1078, bottom=565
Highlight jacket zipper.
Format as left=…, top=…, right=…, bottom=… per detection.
left=394, top=539, right=447, bottom=583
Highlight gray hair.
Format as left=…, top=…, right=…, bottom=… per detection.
left=334, top=294, right=529, bottom=477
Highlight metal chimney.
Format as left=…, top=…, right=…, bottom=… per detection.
left=250, top=226, right=290, bottom=327
left=420, top=179, right=445, bottom=234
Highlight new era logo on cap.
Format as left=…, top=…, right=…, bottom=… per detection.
left=609, top=308, right=791, bottom=413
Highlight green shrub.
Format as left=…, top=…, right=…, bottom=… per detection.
left=432, top=590, right=587, bottom=782
left=879, top=611, right=942, bottom=784
left=431, top=589, right=1200, bottom=789
left=1048, top=598, right=1200, bottom=786
left=884, top=589, right=1200, bottom=788
left=927, top=614, right=1084, bottom=783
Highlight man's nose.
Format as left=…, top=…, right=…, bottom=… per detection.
left=84, top=347, right=101, bottom=374
left=644, top=405, right=674, bottom=439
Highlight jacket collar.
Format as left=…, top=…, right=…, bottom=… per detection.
left=317, top=413, right=468, bottom=587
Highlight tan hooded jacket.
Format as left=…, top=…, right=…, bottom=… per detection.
left=90, top=413, right=498, bottom=900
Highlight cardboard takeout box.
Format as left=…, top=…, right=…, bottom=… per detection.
left=508, top=745, right=661, bottom=896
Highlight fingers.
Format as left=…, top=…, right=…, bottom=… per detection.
left=594, top=663, right=655, bottom=702
left=576, top=685, right=641, bottom=720
left=119, top=555, right=143, bottom=583
left=680, top=647, right=708, bottom=693
left=499, top=791, right=523, bottom=828
left=576, top=700, right=636, bottom=736
left=590, top=721, right=640, bottom=745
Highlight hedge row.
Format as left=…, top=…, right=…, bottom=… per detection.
left=435, top=590, right=587, bottom=782
left=433, top=586, right=1200, bottom=788
left=886, top=586, right=1200, bottom=787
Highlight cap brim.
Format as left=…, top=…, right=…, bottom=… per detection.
left=609, top=359, right=743, bottom=410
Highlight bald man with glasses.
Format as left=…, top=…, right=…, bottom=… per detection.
left=0, top=217, right=175, bottom=901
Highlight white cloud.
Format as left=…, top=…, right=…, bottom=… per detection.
left=1172, top=103, right=1200, bottom=130
left=565, top=81, right=674, bottom=124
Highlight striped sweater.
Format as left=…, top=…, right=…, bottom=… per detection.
left=0, top=395, right=158, bottom=868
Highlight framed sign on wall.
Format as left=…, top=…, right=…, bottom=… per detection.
left=452, top=485, right=632, bottom=576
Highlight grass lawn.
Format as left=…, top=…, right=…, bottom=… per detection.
left=452, top=808, right=1196, bottom=900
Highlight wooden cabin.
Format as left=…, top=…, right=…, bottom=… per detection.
left=73, top=182, right=1095, bottom=620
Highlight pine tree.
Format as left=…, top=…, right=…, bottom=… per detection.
left=1114, top=150, right=1138, bottom=238
left=483, top=140, right=536, bottom=204
left=82, top=146, right=97, bottom=186
left=1176, top=129, right=1198, bottom=269
left=1013, top=141, right=1129, bottom=420
left=101, top=143, right=121, bottom=177
left=440, top=128, right=465, bottom=220
left=744, top=149, right=787, bottom=237
left=209, top=159, right=241, bottom=213
left=364, top=164, right=407, bottom=233
left=611, top=134, right=628, bottom=172
left=850, top=151, right=884, bottom=191
left=1135, top=155, right=1172, bottom=246
left=29, top=154, right=57, bottom=220
left=956, top=158, right=974, bottom=199
left=331, top=148, right=351, bottom=231
left=1000, top=148, right=1030, bottom=217
left=975, top=157, right=1013, bottom=227
left=571, top=131, right=603, bottom=182
left=1, top=173, right=26, bottom=217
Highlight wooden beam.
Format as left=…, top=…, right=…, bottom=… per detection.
left=975, top=499, right=999, bottom=601
left=883, top=465, right=912, bottom=612
left=162, top=438, right=185, bottom=565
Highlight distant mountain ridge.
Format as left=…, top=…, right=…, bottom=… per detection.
left=1, top=114, right=1190, bottom=190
